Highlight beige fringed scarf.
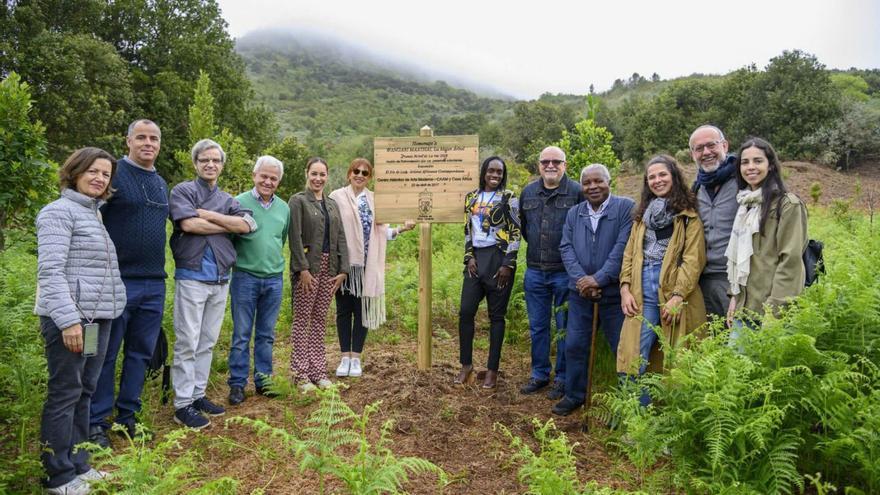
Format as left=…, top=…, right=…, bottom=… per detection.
left=329, top=185, right=389, bottom=329
left=726, top=188, right=763, bottom=296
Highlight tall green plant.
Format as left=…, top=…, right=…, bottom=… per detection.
left=0, top=73, right=57, bottom=250
left=174, top=71, right=254, bottom=193
left=555, top=117, right=621, bottom=185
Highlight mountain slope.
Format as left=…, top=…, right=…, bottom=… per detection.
left=236, top=30, right=514, bottom=160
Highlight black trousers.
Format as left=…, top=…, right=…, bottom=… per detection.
left=458, top=246, right=515, bottom=371
left=336, top=291, right=368, bottom=353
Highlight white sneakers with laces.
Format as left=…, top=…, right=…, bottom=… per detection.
left=335, top=356, right=351, bottom=377
left=349, top=358, right=363, bottom=377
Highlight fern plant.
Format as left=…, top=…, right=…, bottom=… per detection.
left=596, top=210, right=880, bottom=494
left=230, top=385, right=447, bottom=494
left=497, top=418, right=649, bottom=495
left=89, top=427, right=238, bottom=494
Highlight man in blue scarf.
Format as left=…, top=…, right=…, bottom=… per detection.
left=689, top=125, right=738, bottom=319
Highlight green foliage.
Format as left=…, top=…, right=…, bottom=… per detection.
left=187, top=70, right=217, bottom=144
left=810, top=182, right=823, bottom=204
left=264, top=135, right=310, bottom=200
left=498, top=419, right=581, bottom=494
left=502, top=100, right=577, bottom=170
left=599, top=211, right=880, bottom=494
left=0, top=73, right=57, bottom=250
left=802, top=99, right=880, bottom=170
left=230, top=385, right=447, bottom=494
left=90, top=427, right=238, bottom=494
left=555, top=117, right=621, bottom=184
left=173, top=71, right=254, bottom=193
left=9, top=31, right=133, bottom=158
left=0, top=235, right=46, bottom=492
left=741, top=50, right=841, bottom=158
left=1, top=0, right=277, bottom=179
left=498, top=418, right=649, bottom=495
left=831, top=73, right=870, bottom=102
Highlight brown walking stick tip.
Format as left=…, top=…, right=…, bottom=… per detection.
left=583, top=302, right=600, bottom=432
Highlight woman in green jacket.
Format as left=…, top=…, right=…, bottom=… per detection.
left=288, top=157, right=349, bottom=391
left=725, top=138, right=808, bottom=335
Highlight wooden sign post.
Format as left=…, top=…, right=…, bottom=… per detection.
left=374, top=127, right=479, bottom=370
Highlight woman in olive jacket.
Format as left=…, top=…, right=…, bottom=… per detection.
left=725, top=138, right=807, bottom=333
left=288, top=157, right=349, bottom=391
left=617, top=155, right=707, bottom=406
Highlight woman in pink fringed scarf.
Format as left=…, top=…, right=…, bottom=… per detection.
left=329, top=158, right=415, bottom=378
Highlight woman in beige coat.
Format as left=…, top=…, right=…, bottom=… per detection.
left=618, top=155, right=707, bottom=405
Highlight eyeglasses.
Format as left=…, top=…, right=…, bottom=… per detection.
left=142, top=183, right=168, bottom=209
left=539, top=159, right=565, bottom=167
left=691, top=140, right=722, bottom=154
left=351, top=169, right=370, bottom=177
left=197, top=158, right=223, bottom=165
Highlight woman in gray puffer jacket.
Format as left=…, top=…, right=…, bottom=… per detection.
left=34, top=147, right=126, bottom=494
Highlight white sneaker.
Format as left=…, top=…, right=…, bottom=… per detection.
left=47, top=476, right=91, bottom=494
left=316, top=378, right=333, bottom=389
left=299, top=382, right=317, bottom=393
left=349, top=358, right=363, bottom=377
left=78, top=468, right=110, bottom=483
left=335, top=357, right=351, bottom=377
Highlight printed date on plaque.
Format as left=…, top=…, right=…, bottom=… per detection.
left=373, top=135, right=479, bottom=223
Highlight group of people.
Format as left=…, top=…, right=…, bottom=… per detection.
left=33, top=118, right=808, bottom=493
left=455, top=125, right=808, bottom=417
left=33, top=120, right=415, bottom=494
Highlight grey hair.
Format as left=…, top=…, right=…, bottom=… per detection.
left=580, top=163, right=611, bottom=184
left=689, top=124, right=726, bottom=147
left=253, top=155, right=284, bottom=178
left=191, top=139, right=226, bottom=164
left=539, top=145, right=566, bottom=161
left=126, top=119, right=161, bottom=137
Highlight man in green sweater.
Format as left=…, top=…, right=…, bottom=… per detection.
left=228, top=156, right=291, bottom=405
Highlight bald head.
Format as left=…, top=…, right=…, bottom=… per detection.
left=537, top=146, right=567, bottom=189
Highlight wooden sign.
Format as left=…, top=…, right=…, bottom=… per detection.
left=373, top=135, right=479, bottom=223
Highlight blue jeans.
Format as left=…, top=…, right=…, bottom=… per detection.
left=41, top=317, right=110, bottom=488
left=630, top=263, right=662, bottom=406
left=564, top=290, right=625, bottom=404
left=91, top=278, right=165, bottom=428
left=524, top=268, right=569, bottom=383
left=228, top=271, right=283, bottom=388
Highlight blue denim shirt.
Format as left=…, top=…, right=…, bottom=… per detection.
left=519, top=176, right=584, bottom=272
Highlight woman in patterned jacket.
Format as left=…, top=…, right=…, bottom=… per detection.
left=455, top=156, right=521, bottom=389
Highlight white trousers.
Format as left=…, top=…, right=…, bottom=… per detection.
left=171, top=280, right=228, bottom=409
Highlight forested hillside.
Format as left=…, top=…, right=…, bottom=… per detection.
left=237, top=32, right=514, bottom=166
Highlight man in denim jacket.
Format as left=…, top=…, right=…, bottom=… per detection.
left=518, top=146, right=584, bottom=399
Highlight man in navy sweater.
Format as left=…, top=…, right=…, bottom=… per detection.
left=90, top=120, right=168, bottom=446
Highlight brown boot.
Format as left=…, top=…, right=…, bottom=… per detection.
left=482, top=369, right=498, bottom=389
left=454, top=365, right=473, bottom=385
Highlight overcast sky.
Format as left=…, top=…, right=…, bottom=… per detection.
left=217, top=0, right=880, bottom=100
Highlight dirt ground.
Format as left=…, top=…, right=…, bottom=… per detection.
left=131, top=333, right=641, bottom=494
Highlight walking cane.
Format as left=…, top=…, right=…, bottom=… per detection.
left=582, top=301, right=600, bottom=432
